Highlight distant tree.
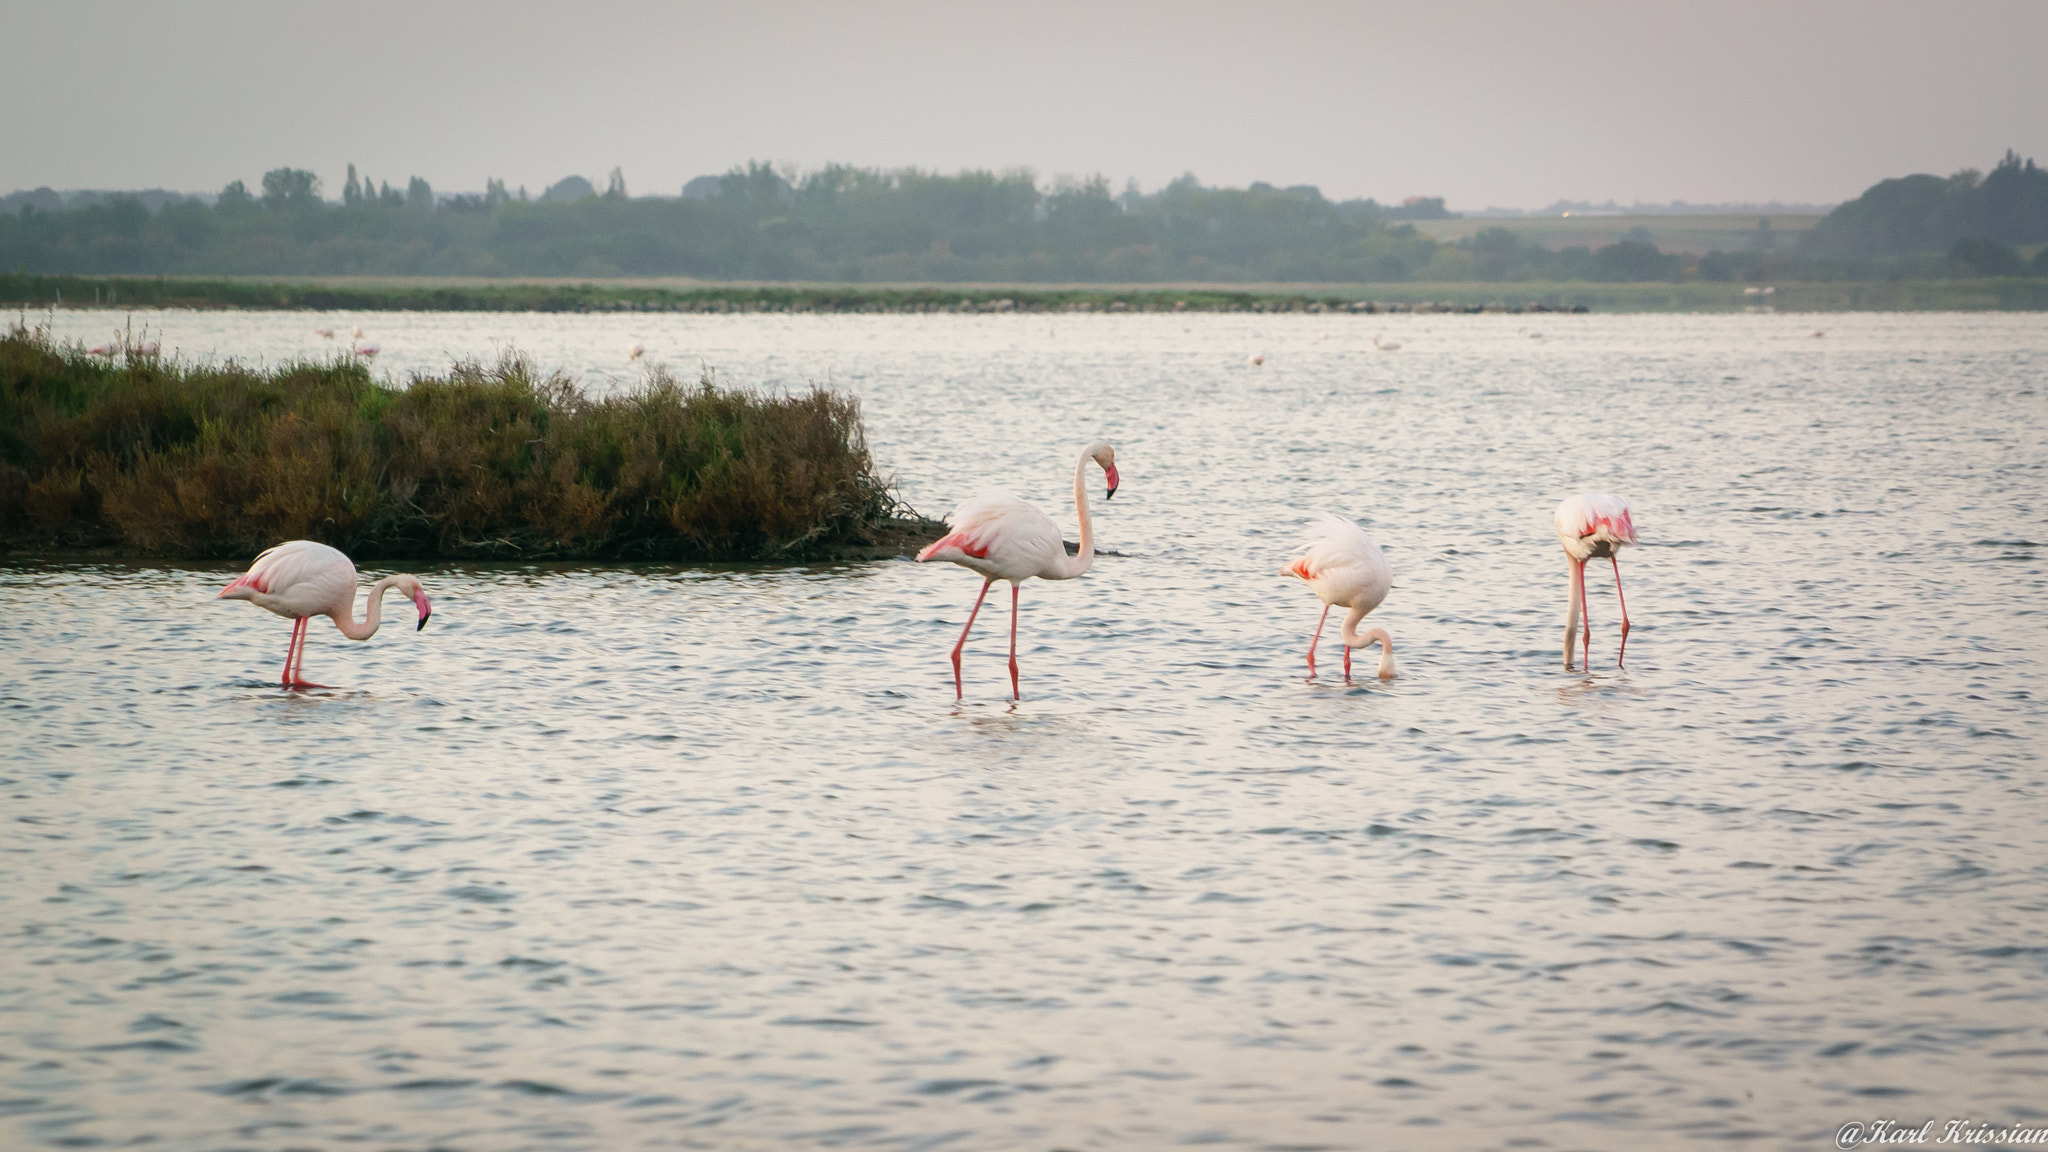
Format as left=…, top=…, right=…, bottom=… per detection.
left=343, top=164, right=363, bottom=206
left=380, top=181, right=403, bottom=206
left=604, top=167, right=627, bottom=199
left=260, top=167, right=321, bottom=210
left=1947, top=237, right=2024, bottom=277
left=1587, top=240, right=1681, bottom=281
left=1805, top=150, right=2048, bottom=257
left=216, top=179, right=255, bottom=214
left=407, top=176, right=433, bottom=210
left=485, top=178, right=509, bottom=208
left=543, top=175, right=596, bottom=202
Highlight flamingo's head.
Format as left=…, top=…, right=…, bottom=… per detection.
left=391, top=574, right=433, bottom=630
left=1086, top=442, right=1119, bottom=500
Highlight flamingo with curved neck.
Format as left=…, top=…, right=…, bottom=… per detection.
left=1555, top=493, right=1636, bottom=670
left=916, top=442, right=1120, bottom=699
left=1282, top=513, right=1396, bottom=680
left=218, top=540, right=432, bottom=689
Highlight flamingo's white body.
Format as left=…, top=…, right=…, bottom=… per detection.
left=1555, top=493, right=1636, bottom=670
left=1373, top=336, right=1401, bottom=352
left=354, top=342, right=380, bottom=358
left=1247, top=353, right=1265, bottom=366
left=218, top=540, right=432, bottom=688
left=629, top=343, right=646, bottom=361
left=1282, top=513, right=1395, bottom=679
left=916, top=443, right=1119, bottom=699
left=315, top=328, right=335, bottom=339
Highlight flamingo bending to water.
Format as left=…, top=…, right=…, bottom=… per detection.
left=1282, top=513, right=1395, bottom=679
left=1555, top=494, right=1636, bottom=670
left=916, top=443, right=1119, bottom=700
left=1374, top=335, right=1401, bottom=352
left=628, top=343, right=646, bottom=361
left=218, top=540, right=432, bottom=688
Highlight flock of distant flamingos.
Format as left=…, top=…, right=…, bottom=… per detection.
left=218, top=441, right=1639, bottom=698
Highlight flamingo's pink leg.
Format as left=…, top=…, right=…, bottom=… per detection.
left=280, top=618, right=304, bottom=687
left=1305, top=603, right=1331, bottom=676
left=1611, top=555, right=1630, bottom=668
left=950, top=580, right=994, bottom=700
left=1008, top=584, right=1021, bottom=700
left=1577, top=557, right=1592, bottom=672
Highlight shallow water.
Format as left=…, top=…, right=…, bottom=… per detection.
left=5, top=310, right=2045, bottom=1151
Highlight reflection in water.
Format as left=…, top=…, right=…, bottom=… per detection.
left=4, top=310, right=2046, bottom=1150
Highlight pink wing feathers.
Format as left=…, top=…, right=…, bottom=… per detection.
left=917, top=490, right=1065, bottom=579
left=1554, top=494, right=1636, bottom=546
left=220, top=540, right=357, bottom=617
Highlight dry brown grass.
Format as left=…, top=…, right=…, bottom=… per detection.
left=0, top=323, right=901, bottom=560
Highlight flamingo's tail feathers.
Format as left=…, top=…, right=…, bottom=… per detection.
left=218, top=572, right=265, bottom=599
left=917, top=530, right=992, bottom=563
left=1280, top=557, right=1315, bottom=581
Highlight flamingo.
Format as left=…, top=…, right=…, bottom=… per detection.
left=217, top=540, right=432, bottom=689
left=134, top=341, right=159, bottom=357
left=1281, top=513, right=1396, bottom=680
left=1247, top=353, right=1265, bottom=366
left=916, top=442, right=1120, bottom=700
left=354, top=342, right=380, bottom=358
left=351, top=326, right=366, bottom=339
left=1555, top=493, right=1636, bottom=671
left=86, top=342, right=118, bottom=356
left=1373, top=335, right=1401, bottom=352
left=315, top=328, right=335, bottom=339
left=629, top=343, right=646, bottom=361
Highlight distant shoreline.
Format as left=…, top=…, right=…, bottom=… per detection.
left=4, top=273, right=2045, bottom=313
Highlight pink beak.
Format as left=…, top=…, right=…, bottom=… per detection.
left=413, top=590, right=433, bottom=630
left=1104, top=463, right=1120, bottom=499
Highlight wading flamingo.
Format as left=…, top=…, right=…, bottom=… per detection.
left=1556, top=493, right=1636, bottom=670
left=354, top=342, right=380, bottom=358
left=218, top=540, right=432, bottom=689
left=1374, top=335, right=1401, bottom=352
left=1282, top=513, right=1395, bottom=680
left=916, top=443, right=1120, bottom=700
left=628, top=343, right=646, bottom=361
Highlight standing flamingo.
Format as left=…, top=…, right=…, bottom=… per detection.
left=1282, top=513, right=1396, bottom=680
left=916, top=443, right=1120, bottom=700
left=217, top=540, right=432, bottom=689
left=1555, top=494, right=1636, bottom=670
left=1373, top=335, right=1401, bottom=352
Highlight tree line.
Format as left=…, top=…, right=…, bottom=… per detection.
left=3, top=156, right=2044, bottom=283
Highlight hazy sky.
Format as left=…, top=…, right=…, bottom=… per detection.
left=6, top=0, right=2043, bottom=209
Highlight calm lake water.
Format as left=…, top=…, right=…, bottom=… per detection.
left=5, top=309, right=2045, bottom=1151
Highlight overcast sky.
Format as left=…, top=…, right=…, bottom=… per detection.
left=6, top=0, right=2043, bottom=209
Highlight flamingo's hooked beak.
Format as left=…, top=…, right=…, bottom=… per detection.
left=413, top=590, right=433, bottom=630
left=1103, top=463, right=1119, bottom=500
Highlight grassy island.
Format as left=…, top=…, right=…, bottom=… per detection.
left=0, top=324, right=935, bottom=562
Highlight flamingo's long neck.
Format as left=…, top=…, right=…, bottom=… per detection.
left=335, top=576, right=400, bottom=641
left=1062, top=449, right=1095, bottom=579
left=1340, top=606, right=1396, bottom=679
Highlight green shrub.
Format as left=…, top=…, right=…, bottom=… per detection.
left=0, top=324, right=901, bottom=560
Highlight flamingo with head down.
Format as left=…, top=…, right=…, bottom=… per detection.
left=1555, top=493, right=1637, bottom=670
left=218, top=540, right=432, bottom=688
left=916, top=442, right=1119, bottom=700
left=1282, top=513, right=1396, bottom=680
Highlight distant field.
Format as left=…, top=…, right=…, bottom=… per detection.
left=1408, top=214, right=1826, bottom=254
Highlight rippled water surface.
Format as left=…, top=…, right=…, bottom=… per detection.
left=6, top=310, right=2046, bottom=1150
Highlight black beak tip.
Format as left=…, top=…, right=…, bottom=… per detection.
left=1105, top=487, right=1117, bottom=500
left=418, top=613, right=430, bottom=631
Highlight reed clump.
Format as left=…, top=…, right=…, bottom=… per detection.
left=0, top=323, right=908, bottom=560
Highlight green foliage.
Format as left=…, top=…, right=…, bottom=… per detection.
left=1806, top=150, right=2048, bottom=257
left=0, top=325, right=900, bottom=560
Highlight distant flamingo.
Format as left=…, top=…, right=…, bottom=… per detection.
left=1373, top=335, right=1401, bottom=352
left=1282, top=513, right=1395, bottom=680
left=1555, top=494, right=1636, bottom=670
left=1247, top=353, right=1265, bottom=366
left=916, top=443, right=1120, bottom=700
left=134, top=341, right=159, bottom=357
left=218, top=540, right=432, bottom=689
left=351, top=327, right=365, bottom=339
left=87, top=342, right=117, bottom=356
left=354, top=342, right=380, bottom=358
left=629, top=343, right=646, bottom=361
left=315, top=328, right=335, bottom=339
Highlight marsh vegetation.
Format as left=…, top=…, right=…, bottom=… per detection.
left=0, top=324, right=917, bottom=561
